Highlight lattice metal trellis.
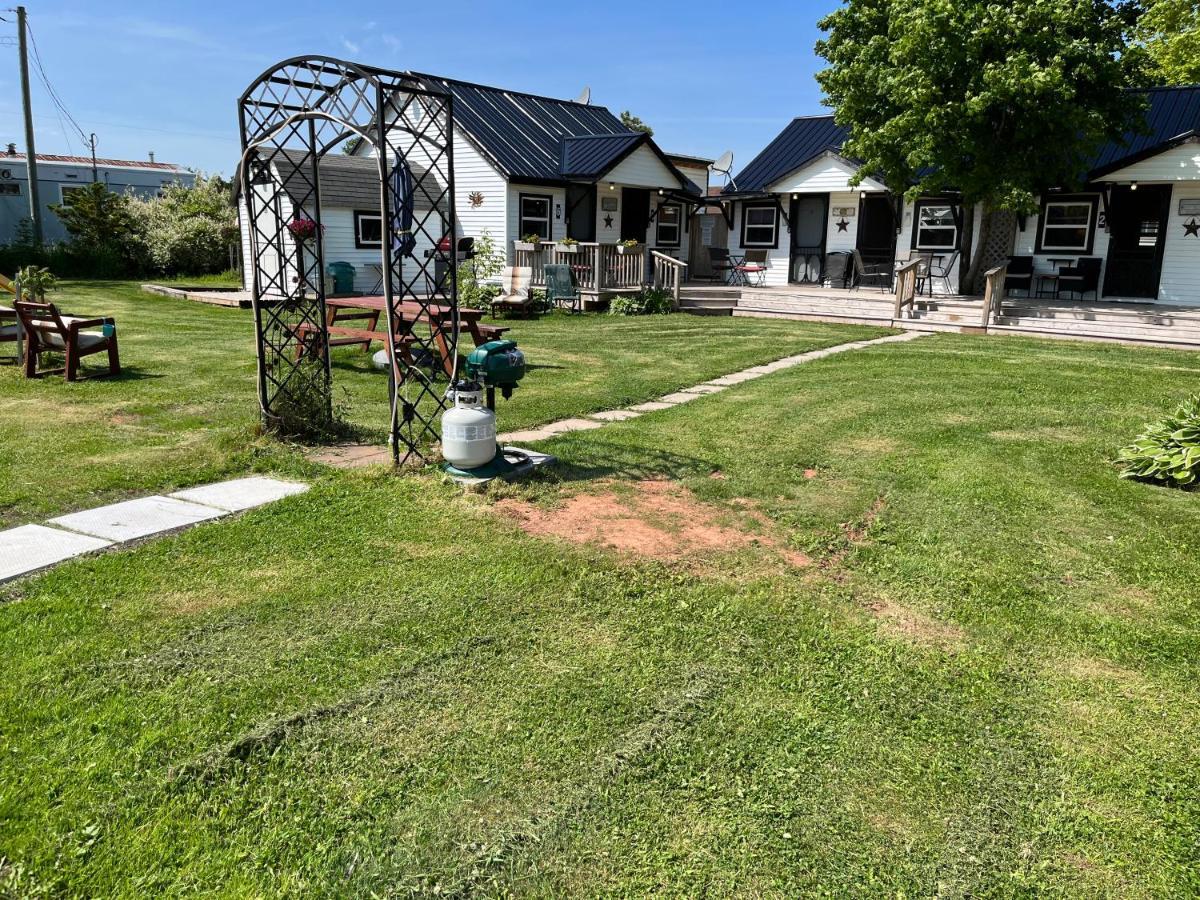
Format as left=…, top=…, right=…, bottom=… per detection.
left=237, top=56, right=458, bottom=464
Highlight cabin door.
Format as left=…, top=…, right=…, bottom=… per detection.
left=566, top=184, right=596, bottom=242
left=621, top=188, right=651, bottom=242
left=1104, top=184, right=1171, bottom=299
left=789, top=194, right=827, bottom=284
left=856, top=194, right=897, bottom=271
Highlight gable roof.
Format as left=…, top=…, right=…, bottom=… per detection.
left=271, top=150, right=437, bottom=210
left=726, top=116, right=850, bottom=193
left=1090, top=85, right=1200, bottom=178
left=409, top=72, right=692, bottom=189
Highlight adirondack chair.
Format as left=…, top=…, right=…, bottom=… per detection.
left=15, top=299, right=120, bottom=381
left=544, top=264, right=581, bottom=314
left=489, top=266, right=536, bottom=318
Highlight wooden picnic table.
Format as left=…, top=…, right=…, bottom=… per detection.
left=299, top=295, right=508, bottom=378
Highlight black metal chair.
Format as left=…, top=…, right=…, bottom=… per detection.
left=707, top=247, right=737, bottom=284
left=1057, top=257, right=1102, bottom=301
left=1003, top=256, right=1034, bottom=297
left=851, top=249, right=892, bottom=292
left=924, top=250, right=960, bottom=295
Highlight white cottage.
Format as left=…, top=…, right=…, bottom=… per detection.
left=719, top=86, right=1200, bottom=307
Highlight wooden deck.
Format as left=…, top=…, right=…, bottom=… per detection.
left=679, top=282, right=1200, bottom=350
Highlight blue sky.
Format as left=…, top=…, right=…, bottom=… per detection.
left=0, top=1, right=840, bottom=180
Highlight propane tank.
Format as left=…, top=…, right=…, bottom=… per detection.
left=441, top=380, right=497, bottom=470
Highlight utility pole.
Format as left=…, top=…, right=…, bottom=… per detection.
left=16, top=6, right=42, bottom=246
left=89, top=133, right=97, bottom=182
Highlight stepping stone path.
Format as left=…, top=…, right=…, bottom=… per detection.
left=499, top=331, right=927, bottom=445
left=0, top=476, right=308, bottom=584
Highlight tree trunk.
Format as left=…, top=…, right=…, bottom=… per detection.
left=962, top=202, right=994, bottom=295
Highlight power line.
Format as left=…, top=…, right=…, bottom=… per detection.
left=23, top=17, right=88, bottom=148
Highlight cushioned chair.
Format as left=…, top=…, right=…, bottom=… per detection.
left=489, top=266, right=536, bottom=318
left=1057, top=257, right=1102, bottom=301
left=1004, top=256, right=1034, bottom=297
left=15, top=299, right=120, bottom=381
left=543, top=264, right=582, bottom=314
left=0, top=304, right=20, bottom=362
left=734, top=249, right=769, bottom=287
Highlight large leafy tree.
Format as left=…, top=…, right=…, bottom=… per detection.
left=50, top=182, right=140, bottom=251
left=1132, top=0, right=1200, bottom=84
left=816, top=0, right=1142, bottom=290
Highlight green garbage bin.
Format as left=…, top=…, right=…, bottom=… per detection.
left=326, top=261, right=356, bottom=295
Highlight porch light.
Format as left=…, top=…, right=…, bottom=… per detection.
left=791, top=193, right=798, bottom=200
left=1130, top=181, right=1138, bottom=191
left=608, top=182, right=615, bottom=191
left=658, top=188, right=664, bottom=196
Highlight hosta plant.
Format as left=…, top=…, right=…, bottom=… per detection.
left=1117, top=394, right=1200, bottom=489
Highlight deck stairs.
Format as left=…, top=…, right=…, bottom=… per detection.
left=678, top=283, right=1200, bottom=350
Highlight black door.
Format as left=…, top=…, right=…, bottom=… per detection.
left=789, top=194, right=828, bottom=283
left=621, top=188, right=650, bottom=242
left=856, top=194, right=896, bottom=270
left=1104, top=184, right=1171, bottom=299
left=566, top=184, right=596, bottom=242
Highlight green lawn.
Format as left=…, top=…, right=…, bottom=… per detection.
left=2, top=296, right=1200, bottom=896
left=0, top=281, right=873, bottom=526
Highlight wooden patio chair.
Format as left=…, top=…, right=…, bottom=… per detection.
left=14, top=299, right=120, bottom=381
left=544, top=264, right=582, bottom=314
left=851, top=249, right=893, bottom=292
left=489, top=266, right=536, bottom=318
left=0, top=304, right=20, bottom=363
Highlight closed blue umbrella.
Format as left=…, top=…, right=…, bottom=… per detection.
left=389, top=158, right=416, bottom=258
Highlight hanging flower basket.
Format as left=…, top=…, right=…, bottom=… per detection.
left=287, top=217, right=323, bottom=241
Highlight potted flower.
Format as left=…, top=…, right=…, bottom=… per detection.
left=556, top=236, right=579, bottom=254
left=615, top=239, right=641, bottom=255
left=514, top=234, right=544, bottom=253
left=287, top=216, right=323, bottom=242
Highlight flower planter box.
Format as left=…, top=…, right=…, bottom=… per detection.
left=556, top=243, right=579, bottom=254
left=615, top=244, right=641, bottom=255
left=514, top=241, right=543, bottom=253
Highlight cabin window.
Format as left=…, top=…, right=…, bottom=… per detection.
left=1036, top=195, right=1098, bottom=253
left=912, top=200, right=959, bottom=250
left=741, top=203, right=778, bottom=248
left=656, top=203, right=682, bottom=247
left=354, top=211, right=382, bottom=248
left=0, top=183, right=19, bottom=195
left=518, top=193, right=552, bottom=241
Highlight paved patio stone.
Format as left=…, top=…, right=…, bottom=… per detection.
left=170, top=477, right=309, bottom=512
left=589, top=409, right=642, bottom=421
left=707, top=371, right=765, bottom=386
left=49, top=496, right=226, bottom=542
left=659, top=391, right=703, bottom=404
left=0, top=525, right=112, bottom=583
left=629, top=401, right=676, bottom=412
left=681, top=384, right=726, bottom=395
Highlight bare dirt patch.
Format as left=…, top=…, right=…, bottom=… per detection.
left=867, top=597, right=966, bottom=650
left=493, top=479, right=812, bottom=569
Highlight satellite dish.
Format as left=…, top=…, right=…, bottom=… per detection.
left=710, top=150, right=735, bottom=190
left=575, top=86, right=591, bottom=105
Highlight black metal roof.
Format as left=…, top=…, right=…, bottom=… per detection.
left=559, top=133, right=645, bottom=178
left=272, top=150, right=436, bottom=210
left=410, top=73, right=632, bottom=182
left=725, top=116, right=851, bottom=193
left=729, top=86, right=1200, bottom=195
left=1090, top=85, right=1200, bottom=176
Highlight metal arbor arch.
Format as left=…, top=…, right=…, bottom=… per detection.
left=237, top=56, right=459, bottom=464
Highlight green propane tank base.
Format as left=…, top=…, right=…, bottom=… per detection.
left=442, top=446, right=556, bottom=485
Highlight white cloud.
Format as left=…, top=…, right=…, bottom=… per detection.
left=341, top=37, right=361, bottom=54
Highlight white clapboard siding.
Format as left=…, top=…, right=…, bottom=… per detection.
left=1013, top=196, right=1112, bottom=297
left=1101, top=141, right=1200, bottom=182
left=896, top=199, right=982, bottom=294
left=604, top=145, right=679, bottom=189
left=768, top=155, right=886, bottom=195
left=675, top=162, right=709, bottom=196
left=824, top=191, right=862, bottom=254
left=452, top=132, right=508, bottom=273
left=727, top=199, right=790, bottom=287
left=509, top=184, right=567, bottom=261
left=1157, top=182, right=1200, bottom=304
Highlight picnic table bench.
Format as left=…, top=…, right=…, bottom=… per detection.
left=294, top=296, right=509, bottom=377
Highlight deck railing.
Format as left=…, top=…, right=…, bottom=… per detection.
left=981, top=263, right=1007, bottom=326
left=650, top=250, right=687, bottom=309
left=893, top=258, right=922, bottom=319
left=514, top=242, right=646, bottom=296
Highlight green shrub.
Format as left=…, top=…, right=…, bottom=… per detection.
left=608, top=287, right=674, bottom=316
left=457, top=230, right=504, bottom=310
left=1117, top=394, right=1200, bottom=489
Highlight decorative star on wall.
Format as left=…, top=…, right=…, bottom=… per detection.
left=603, top=214, right=614, bottom=229
left=1184, top=218, right=1200, bottom=237
left=835, top=219, right=850, bottom=232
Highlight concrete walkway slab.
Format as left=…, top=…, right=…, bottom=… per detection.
left=659, top=391, right=702, bottom=404
left=170, top=477, right=309, bottom=512
left=681, top=384, right=726, bottom=395
left=0, top=525, right=112, bottom=583
left=50, top=496, right=226, bottom=542
left=590, top=409, right=642, bottom=422
left=629, top=401, right=675, bottom=412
